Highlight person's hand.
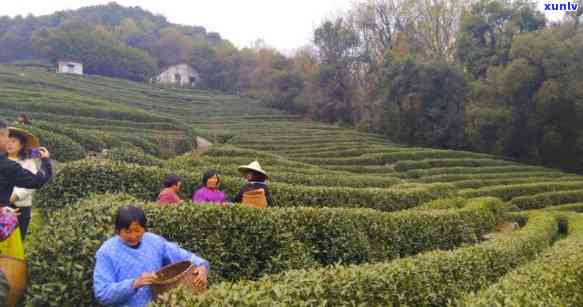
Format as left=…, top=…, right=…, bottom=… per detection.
left=39, top=147, right=50, bottom=159
left=1, top=207, right=19, bottom=217
left=193, top=266, right=208, bottom=288
left=9, top=194, right=18, bottom=204
left=132, top=272, right=158, bottom=289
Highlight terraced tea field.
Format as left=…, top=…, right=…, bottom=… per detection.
left=2, top=64, right=583, bottom=306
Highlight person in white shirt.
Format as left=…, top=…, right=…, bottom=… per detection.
left=6, top=128, right=41, bottom=240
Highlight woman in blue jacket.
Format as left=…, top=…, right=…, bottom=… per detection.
left=93, top=205, right=209, bottom=307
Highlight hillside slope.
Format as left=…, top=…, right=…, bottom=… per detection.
left=6, top=64, right=583, bottom=306
left=1, top=64, right=579, bottom=210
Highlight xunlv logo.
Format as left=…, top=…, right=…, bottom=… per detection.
left=544, top=2, right=579, bottom=11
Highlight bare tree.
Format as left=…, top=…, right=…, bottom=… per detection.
left=411, top=0, right=471, bottom=63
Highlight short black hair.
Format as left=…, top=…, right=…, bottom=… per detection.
left=163, top=174, right=181, bottom=188
left=114, top=205, right=147, bottom=232
left=0, top=119, right=7, bottom=130
left=202, top=170, right=220, bottom=186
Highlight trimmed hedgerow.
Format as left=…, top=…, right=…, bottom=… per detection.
left=451, top=176, right=583, bottom=189
left=197, top=161, right=403, bottom=189
left=414, top=196, right=469, bottom=210
left=267, top=182, right=454, bottom=211
left=462, top=213, right=583, bottom=306
left=510, top=189, right=583, bottom=210
left=290, top=147, right=389, bottom=159
left=269, top=171, right=402, bottom=189
left=34, top=122, right=106, bottom=152
left=104, top=147, right=163, bottom=167
left=320, top=164, right=398, bottom=175
left=35, top=160, right=198, bottom=208
left=174, top=128, right=196, bottom=154
left=26, top=194, right=503, bottom=306
left=0, top=97, right=173, bottom=124
left=544, top=202, right=583, bottom=212
left=114, top=134, right=160, bottom=157
left=19, top=126, right=86, bottom=162
left=93, top=132, right=124, bottom=148
left=402, top=165, right=550, bottom=179
left=392, top=158, right=516, bottom=172
left=37, top=160, right=453, bottom=211
left=298, top=150, right=493, bottom=166
left=414, top=171, right=570, bottom=183
left=152, top=212, right=558, bottom=307
left=459, top=181, right=583, bottom=201
left=203, top=146, right=311, bottom=164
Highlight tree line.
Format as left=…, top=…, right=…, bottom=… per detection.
left=2, top=1, right=583, bottom=173
left=244, top=0, right=583, bottom=174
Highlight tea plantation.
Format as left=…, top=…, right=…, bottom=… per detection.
left=2, top=65, right=583, bottom=306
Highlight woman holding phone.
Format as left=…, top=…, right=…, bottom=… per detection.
left=6, top=128, right=40, bottom=240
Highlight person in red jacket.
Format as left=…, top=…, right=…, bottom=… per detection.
left=157, top=175, right=183, bottom=206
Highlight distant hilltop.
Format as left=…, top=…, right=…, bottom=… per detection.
left=0, top=2, right=232, bottom=86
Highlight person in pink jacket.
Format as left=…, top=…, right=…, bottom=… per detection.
left=193, top=170, right=228, bottom=205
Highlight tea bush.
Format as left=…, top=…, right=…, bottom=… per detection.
left=299, top=150, right=493, bottom=166
left=463, top=213, right=583, bottom=306
left=510, top=189, right=583, bottom=209
left=23, top=126, right=86, bottom=162
left=391, top=158, right=516, bottom=172
left=459, top=181, right=583, bottom=201
left=268, top=182, right=455, bottom=211
left=113, top=134, right=160, bottom=157
left=451, top=176, right=583, bottom=189
left=104, top=147, right=163, bottom=166
left=34, top=122, right=107, bottom=152
left=37, top=160, right=454, bottom=211
left=415, top=171, right=570, bottom=183
left=152, top=212, right=558, bottom=307
left=26, top=195, right=504, bottom=306
left=36, top=160, right=200, bottom=208
left=402, top=165, right=549, bottom=179
left=544, top=203, right=583, bottom=212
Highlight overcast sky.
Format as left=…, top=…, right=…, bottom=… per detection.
left=1, top=1, right=565, bottom=52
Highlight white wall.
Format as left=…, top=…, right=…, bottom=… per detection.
left=57, top=61, right=83, bottom=75
left=157, top=63, right=200, bottom=87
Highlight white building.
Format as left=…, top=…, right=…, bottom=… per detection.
left=156, top=63, right=200, bottom=87
left=57, top=60, right=83, bottom=75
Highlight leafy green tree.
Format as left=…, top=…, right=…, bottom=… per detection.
left=379, top=58, right=466, bottom=148
left=456, top=0, right=545, bottom=79
left=33, top=21, right=158, bottom=81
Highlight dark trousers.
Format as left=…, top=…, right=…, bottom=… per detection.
left=16, top=207, right=31, bottom=240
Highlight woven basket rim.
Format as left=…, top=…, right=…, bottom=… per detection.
left=152, top=261, right=194, bottom=286
left=0, top=255, right=26, bottom=264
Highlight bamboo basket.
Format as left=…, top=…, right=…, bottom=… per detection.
left=242, top=189, right=267, bottom=209
left=152, top=261, right=206, bottom=300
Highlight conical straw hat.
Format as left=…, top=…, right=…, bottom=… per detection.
left=238, top=161, right=267, bottom=177
left=8, top=128, right=40, bottom=151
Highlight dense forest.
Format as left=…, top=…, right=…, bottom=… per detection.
left=2, top=1, right=583, bottom=174
left=246, top=0, right=583, bottom=174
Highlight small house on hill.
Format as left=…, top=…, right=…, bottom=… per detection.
left=156, top=63, right=200, bottom=87
left=57, top=60, right=83, bottom=75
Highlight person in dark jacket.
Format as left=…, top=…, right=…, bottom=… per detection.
left=0, top=119, right=52, bottom=207
left=232, top=161, right=273, bottom=208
